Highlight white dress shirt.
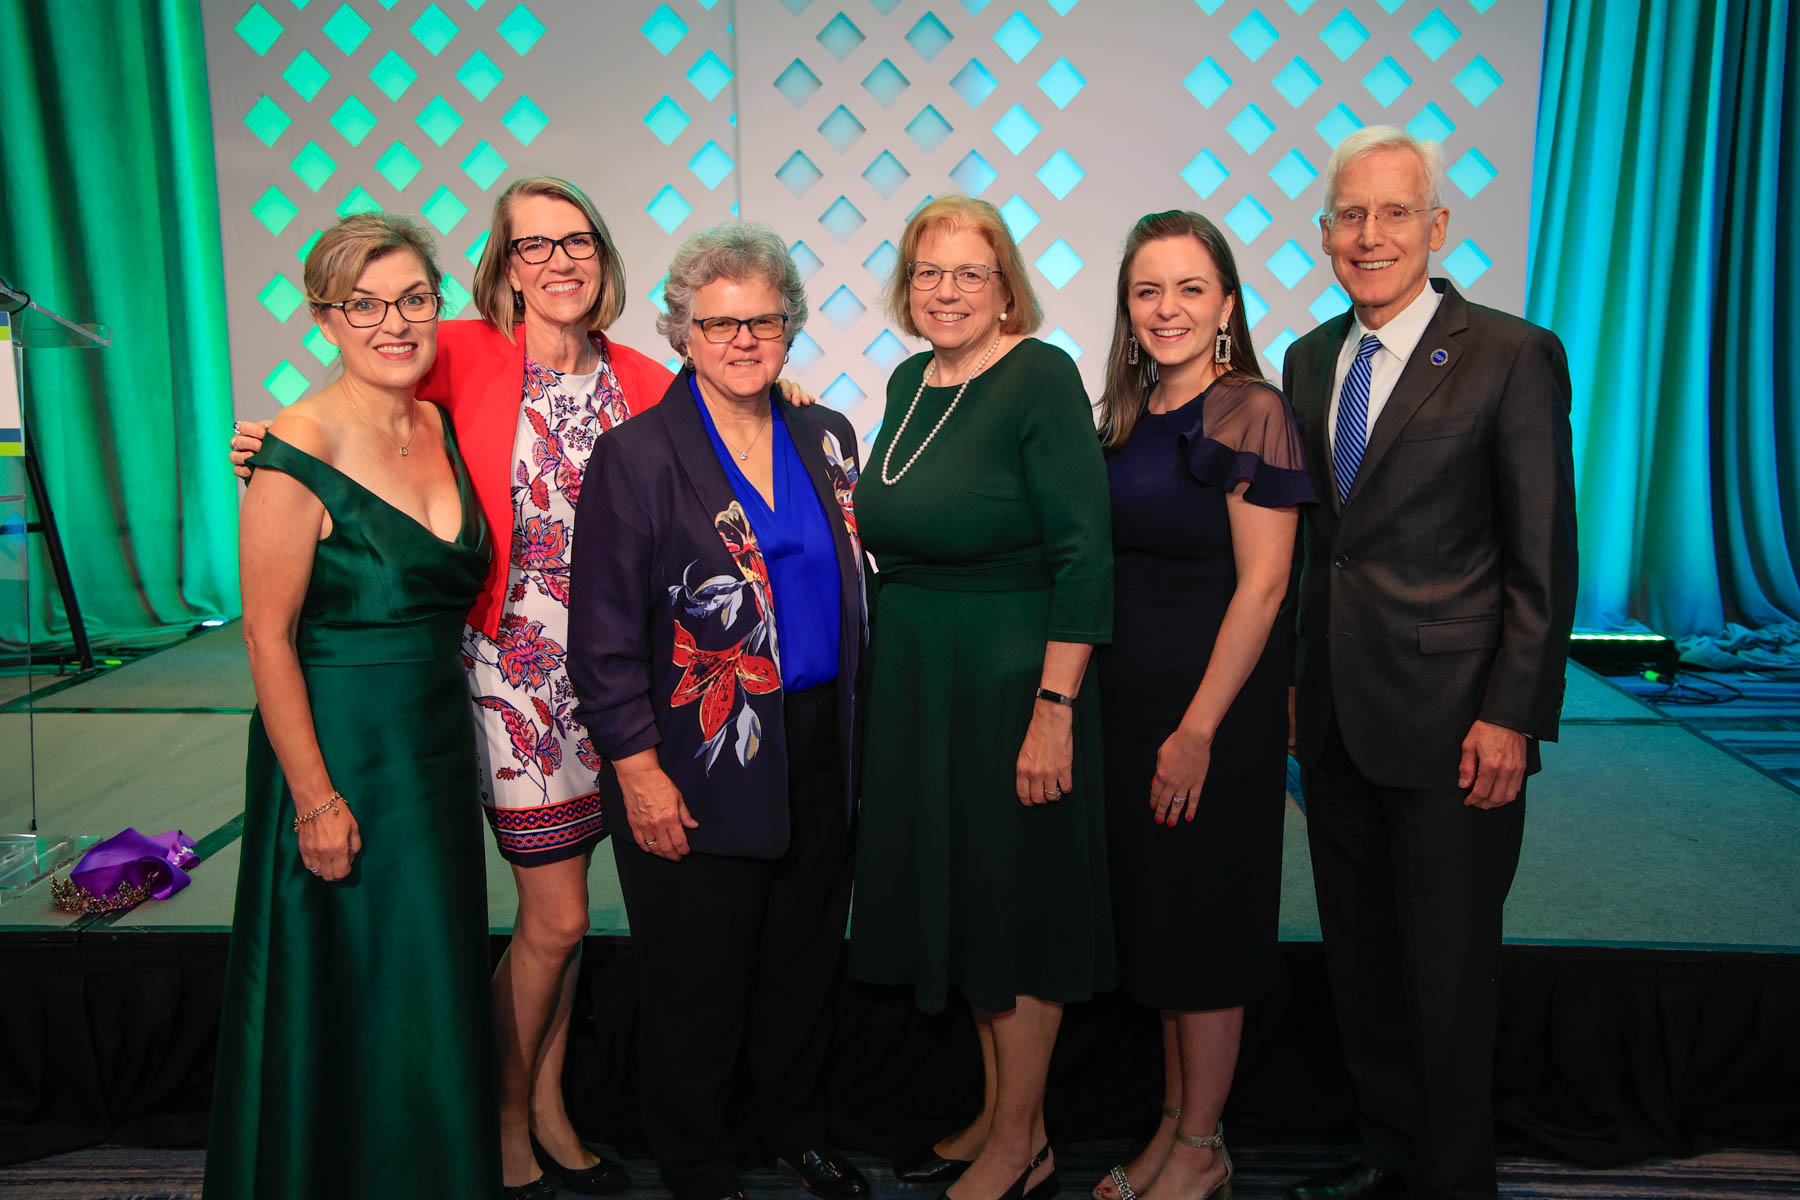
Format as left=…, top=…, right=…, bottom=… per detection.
left=1326, top=282, right=1444, bottom=458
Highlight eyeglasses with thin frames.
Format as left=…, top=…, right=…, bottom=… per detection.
left=1322, top=206, right=1435, bottom=236
left=692, top=313, right=790, bottom=343
left=326, top=292, right=442, bottom=328
left=508, top=232, right=601, bottom=264
left=908, top=262, right=1003, bottom=292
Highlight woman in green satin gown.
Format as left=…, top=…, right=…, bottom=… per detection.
left=205, top=214, right=499, bottom=1199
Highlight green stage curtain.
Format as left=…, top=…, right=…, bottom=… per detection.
left=1529, top=0, right=1800, bottom=643
left=0, top=0, right=238, bottom=651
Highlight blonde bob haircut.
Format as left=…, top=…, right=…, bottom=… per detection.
left=469, top=175, right=627, bottom=340
left=884, top=195, right=1042, bottom=339
left=303, top=212, right=443, bottom=314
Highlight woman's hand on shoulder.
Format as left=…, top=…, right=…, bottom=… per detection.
left=775, top=377, right=818, bottom=407
left=613, top=749, right=699, bottom=860
left=230, top=419, right=272, bottom=480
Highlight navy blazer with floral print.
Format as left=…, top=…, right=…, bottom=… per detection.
left=568, top=370, right=865, bottom=859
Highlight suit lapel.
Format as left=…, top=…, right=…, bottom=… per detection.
left=1342, top=281, right=1469, bottom=510
left=784, top=404, right=863, bottom=645
left=659, top=369, right=743, bottom=524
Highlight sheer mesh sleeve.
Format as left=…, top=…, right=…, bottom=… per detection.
left=1179, top=377, right=1317, bottom=508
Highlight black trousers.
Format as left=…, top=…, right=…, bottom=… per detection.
left=610, top=685, right=852, bottom=1200
left=1303, top=715, right=1525, bottom=1200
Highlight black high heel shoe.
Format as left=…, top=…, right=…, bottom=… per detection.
left=939, top=1145, right=1052, bottom=1200
left=528, top=1132, right=631, bottom=1195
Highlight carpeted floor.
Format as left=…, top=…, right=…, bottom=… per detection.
left=1613, top=668, right=1800, bottom=790
left=1, top=1143, right=1796, bottom=1199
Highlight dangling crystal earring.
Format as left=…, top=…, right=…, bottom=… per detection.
left=1214, top=327, right=1232, bottom=365
left=1127, top=335, right=1139, bottom=365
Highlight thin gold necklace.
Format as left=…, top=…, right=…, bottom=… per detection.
left=345, top=393, right=418, bottom=458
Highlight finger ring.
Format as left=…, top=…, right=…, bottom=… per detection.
left=644, top=836, right=656, bottom=846
left=1044, top=788, right=1062, bottom=798
left=1172, top=796, right=1187, bottom=804
left=309, top=866, right=320, bottom=875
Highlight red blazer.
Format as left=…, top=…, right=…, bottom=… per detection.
left=416, top=319, right=673, bottom=638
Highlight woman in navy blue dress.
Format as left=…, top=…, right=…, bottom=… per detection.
left=1091, top=212, right=1315, bottom=1200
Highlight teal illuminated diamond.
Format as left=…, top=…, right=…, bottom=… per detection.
left=643, top=96, right=689, bottom=146
left=441, top=275, right=471, bottom=319
left=687, top=51, right=732, bottom=100
left=1195, top=0, right=1227, bottom=11
left=864, top=329, right=908, bottom=371
left=258, top=274, right=305, bottom=322
left=1272, top=56, right=1321, bottom=107
left=1308, top=284, right=1350, bottom=323
left=1037, top=57, right=1085, bottom=109
left=1265, top=239, right=1314, bottom=289
left=420, top=186, right=469, bottom=234
left=1448, top=147, right=1497, bottom=198
left=296, top=230, right=323, bottom=261
left=302, top=325, right=340, bottom=366
left=236, top=4, right=283, bottom=56
left=818, top=13, right=865, bottom=61
left=1229, top=11, right=1279, bottom=62
left=1035, top=149, right=1084, bottom=199
left=416, top=95, right=463, bottom=146
left=819, top=196, right=866, bottom=243
left=1406, top=102, right=1455, bottom=143
left=289, top=141, right=337, bottom=192
left=463, top=140, right=509, bottom=190
left=1224, top=194, right=1272, bottom=244
left=497, top=4, right=546, bottom=55
left=906, top=13, right=953, bottom=61
left=774, top=59, right=823, bottom=107
left=870, top=0, right=903, bottom=12
left=264, top=360, right=311, bottom=406
left=1284, top=0, right=1318, bottom=11
left=370, top=51, right=417, bottom=101
left=284, top=51, right=331, bottom=101
left=646, top=185, right=693, bottom=233
left=1268, top=148, right=1318, bottom=199
left=1454, top=56, right=1503, bottom=107
left=1319, top=10, right=1369, bottom=62
left=1183, top=58, right=1232, bottom=108
left=819, top=105, right=866, bottom=152
left=863, top=240, right=899, bottom=282
left=689, top=140, right=735, bottom=190
left=1443, top=239, right=1492, bottom=288
left=862, top=151, right=909, bottom=199
left=641, top=4, right=688, bottom=55
left=1315, top=102, right=1363, bottom=148
left=949, top=149, right=996, bottom=195
left=411, top=4, right=459, bottom=56
left=457, top=50, right=504, bottom=100
left=906, top=105, right=952, bottom=152
left=1362, top=56, right=1412, bottom=108
left=788, top=329, right=823, bottom=374
left=863, top=59, right=910, bottom=107
left=1241, top=284, right=1269, bottom=329
left=992, top=103, right=1042, bottom=155
left=337, top=185, right=381, bottom=216
left=790, top=241, right=824, bottom=282
left=821, top=286, right=866, bottom=331
left=502, top=95, right=548, bottom=145
left=1181, top=149, right=1229, bottom=199
left=1046, top=0, right=1080, bottom=12
left=1376, top=0, right=1406, bottom=10
left=951, top=58, right=998, bottom=108
left=1000, top=194, right=1039, bottom=241
left=1226, top=104, right=1276, bottom=154
left=252, top=186, right=300, bottom=235
left=777, top=151, right=824, bottom=196
left=322, top=3, right=371, bottom=56
left=465, top=230, right=490, bottom=267
left=329, top=95, right=377, bottom=146
left=1042, top=326, right=1081, bottom=361
left=993, top=11, right=1041, bottom=63
left=245, top=96, right=291, bottom=146
left=1411, top=8, right=1461, bottom=60
left=1467, top=0, right=1495, bottom=10
left=649, top=273, right=670, bottom=315
left=1261, top=328, right=1299, bottom=373
left=1033, top=238, right=1083, bottom=290
left=821, top=374, right=866, bottom=409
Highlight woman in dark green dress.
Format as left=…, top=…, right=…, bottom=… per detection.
left=206, top=215, right=499, bottom=1199
left=850, top=196, right=1114, bottom=1200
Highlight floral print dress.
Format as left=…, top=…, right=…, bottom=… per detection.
left=461, top=351, right=633, bottom=864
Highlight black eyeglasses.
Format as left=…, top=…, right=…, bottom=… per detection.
left=508, top=232, right=601, bottom=264
left=326, top=292, right=442, bottom=328
left=692, top=313, right=790, bottom=342
left=908, top=262, right=1003, bottom=292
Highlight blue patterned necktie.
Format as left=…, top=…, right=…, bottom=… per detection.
left=1332, top=333, right=1382, bottom=504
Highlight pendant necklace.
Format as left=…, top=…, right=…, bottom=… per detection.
left=346, top=394, right=417, bottom=458
left=880, top=334, right=1002, bottom=486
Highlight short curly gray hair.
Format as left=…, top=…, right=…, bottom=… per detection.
left=656, top=222, right=809, bottom=357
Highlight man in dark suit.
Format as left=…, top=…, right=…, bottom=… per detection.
left=1281, top=126, right=1577, bottom=1200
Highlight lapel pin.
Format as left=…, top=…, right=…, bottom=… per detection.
left=1429, top=348, right=1449, bottom=366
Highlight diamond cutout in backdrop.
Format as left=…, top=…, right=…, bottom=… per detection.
left=465, top=230, right=490, bottom=267
left=1454, top=56, right=1503, bottom=107
left=788, top=329, right=824, bottom=373
left=502, top=95, right=548, bottom=145
left=1227, top=105, right=1276, bottom=154
left=1230, top=11, right=1280, bottom=62
left=1265, top=240, right=1314, bottom=289
left=777, top=151, right=824, bottom=196
left=1224, top=194, right=1273, bottom=244
left=863, top=59, right=910, bottom=107
left=411, top=4, right=459, bottom=56
left=1284, top=0, right=1319, bottom=15
left=236, top=5, right=283, bottom=56
left=1034, top=238, right=1083, bottom=290
left=1448, top=147, right=1497, bottom=198
left=441, top=276, right=470, bottom=319
left=1184, top=58, right=1232, bottom=108
left=284, top=51, right=331, bottom=102
left=1308, top=284, right=1351, bottom=323
left=416, top=95, right=463, bottom=146
left=951, top=58, right=998, bottom=108
left=821, top=286, right=867, bottom=331
left=863, top=240, right=899, bottom=283
left=246, top=96, right=291, bottom=147
left=1268, top=148, right=1318, bottom=199
left=1443, top=239, right=1492, bottom=287
left=303, top=326, right=339, bottom=366
left=329, top=95, right=377, bottom=146
left=863, top=151, right=910, bottom=198
left=1319, top=10, right=1369, bottom=61
left=322, top=4, right=371, bottom=56
left=992, top=104, right=1042, bottom=155
left=641, top=4, right=688, bottom=55
left=819, top=105, right=866, bottom=152
left=375, top=141, right=423, bottom=190
left=370, top=51, right=417, bottom=101
left=497, top=4, right=546, bottom=55
left=1042, top=326, right=1081, bottom=361
left=1241, top=284, right=1269, bottom=329
left=1272, top=56, right=1321, bottom=107
left=294, top=227, right=320, bottom=262
left=1038, top=57, right=1085, bottom=109
left=949, top=149, right=997, bottom=195
left=1000, top=194, right=1040, bottom=241
left=906, top=13, right=953, bottom=61
left=1406, top=102, right=1455, bottom=143
left=258, top=275, right=305, bottom=322
left=264, top=361, right=311, bottom=406
left=993, top=12, right=1042, bottom=63
left=1261, top=328, right=1299, bottom=372
left=646, top=185, right=693, bottom=234
left=821, top=374, right=867, bottom=409
left=864, top=330, right=909, bottom=371
left=457, top=50, right=504, bottom=100
left=1181, top=150, right=1230, bottom=199
left=790, top=241, right=825, bottom=282
left=644, top=96, right=690, bottom=145
left=1315, top=102, right=1363, bottom=148
left=463, top=141, right=509, bottom=190
left=336, top=186, right=381, bottom=216
left=290, top=141, right=337, bottom=192
left=906, top=105, right=953, bottom=152
left=1036, top=149, right=1084, bottom=200
left=818, top=13, right=866, bottom=61
left=775, top=59, right=823, bottom=107
left=819, top=196, right=867, bottom=243
left=688, top=51, right=732, bottom=100
left=420, top=186, right=468, bottom=234
left=1411, top=8, right=1461, bottom=60
left=1362, top=56, right=1412, bottom=107
left=688, top=140, right=734, bottom=190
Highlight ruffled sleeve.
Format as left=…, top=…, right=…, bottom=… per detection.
left=1176, top=378, right=1318, bottom=508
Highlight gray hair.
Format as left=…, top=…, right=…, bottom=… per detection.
left=656, top=222, right=808, bottom=356
left=1321, top=124, right=1447, bottom=214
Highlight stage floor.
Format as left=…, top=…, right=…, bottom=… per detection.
left=2, top=624, right=1798, bottom=951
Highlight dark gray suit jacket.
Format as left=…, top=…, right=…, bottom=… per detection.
left=1282, top=279, right=1577, bottom=789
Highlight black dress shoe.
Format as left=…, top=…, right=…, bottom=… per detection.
left=894, top=1147, right=973, bottom=1184
left=529, top=1132, right=632, bottom=1195
left=1287, top=1161, right=1405, bottom=1200
left=779, top=1149, right=872, bottom=1200
left=501, top=1176, right=556, bottom=1200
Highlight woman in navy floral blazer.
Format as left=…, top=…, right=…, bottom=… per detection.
left=568, top=223, right=867, bottom=1200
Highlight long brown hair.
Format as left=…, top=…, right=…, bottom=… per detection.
left=1097, top=211, right=1261, bottom=450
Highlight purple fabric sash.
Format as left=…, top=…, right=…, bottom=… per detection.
left=69, top=828, right=200, bottom=902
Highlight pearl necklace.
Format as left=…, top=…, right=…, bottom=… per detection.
left=880, top=335, right=1002, bottom=486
